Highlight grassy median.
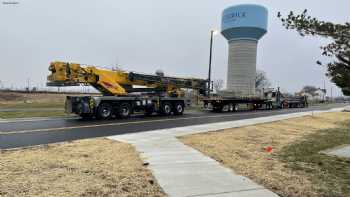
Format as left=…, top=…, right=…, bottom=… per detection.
left=0, top=139, right=166, bottom=197
left=0, top=92, right=67, bottom=119
left=0, top=111, right=67, bottom=119
left=180, top=112, right=350, bottom=197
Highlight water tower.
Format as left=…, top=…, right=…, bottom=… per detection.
left=221, top=4, right=268, bottom=96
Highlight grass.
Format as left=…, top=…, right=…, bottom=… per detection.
left=279, top=121, right=350, bottom=196
left=0, top=92, right=67, bottom=118
left=0, top=102, right=64, bottom=109
left=0, top=138, right=166, bottom=197
left=0, top=92, right=66, bottom=109
left=0, top=110, right=68, bottom=119
left=180, top=112, right=350, bottom=197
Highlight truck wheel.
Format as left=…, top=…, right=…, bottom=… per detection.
left=97, top=103, right=112, bottom=120
left=173, top=102, right=184, bottom=115
left=235, top=104, right=239, bottom=111
left=222, top=104, right=230, bottom=112
left=160, top=102, right=172, bottom=116
left=118, top=103, right=131, bottom=118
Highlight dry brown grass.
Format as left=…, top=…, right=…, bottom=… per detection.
left=0, top=92, right=66, bottom=105
left=180, top=112, right=350, bottom=197
left=0, top=139, right=166, bottom=197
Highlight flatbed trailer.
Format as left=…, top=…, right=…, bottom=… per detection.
left=202, top=91, right=308, bottom=112
left=202, top=97, right=273, bottom=112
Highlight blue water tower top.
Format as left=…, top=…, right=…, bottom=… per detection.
left=221, top=4, right=268, bottom=41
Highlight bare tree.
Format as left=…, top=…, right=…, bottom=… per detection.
left=213, top=79, right=224, bottom=93
left=255, top=70, right=270, bottom=90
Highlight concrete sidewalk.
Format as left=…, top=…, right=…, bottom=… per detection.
left=109, top=107, right=347, bottom=197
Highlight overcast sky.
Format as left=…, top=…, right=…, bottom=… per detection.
left=0, top=0, right=349, bottom=96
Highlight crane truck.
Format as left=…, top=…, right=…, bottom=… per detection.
left=47, top=61, right=208, bottom=119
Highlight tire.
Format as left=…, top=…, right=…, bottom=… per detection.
left=97, top=103, right=113, bottom=120
left=228, top=103, right=234, bottom=112
left=160, top=102, right=172, bottom=116
left=222, top=104, right=229, bottom=112
left=173, top=102, right=184, bottom=115
left=117, top=102, right=131, bottom=118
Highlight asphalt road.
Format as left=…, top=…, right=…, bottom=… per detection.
left=0, top=103, right=347, bottom=149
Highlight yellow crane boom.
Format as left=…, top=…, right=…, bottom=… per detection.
left=47, top=61, right=207, bottom=97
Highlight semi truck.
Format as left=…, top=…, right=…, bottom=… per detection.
left=47, top=61, right=308, bottom=119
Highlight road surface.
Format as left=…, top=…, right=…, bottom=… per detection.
left=0, top=104, right=347, bottom=149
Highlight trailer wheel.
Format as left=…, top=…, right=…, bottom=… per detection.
left=117, top=103, right=131, bottom=118
left=160, top=102, right=172, bottom=116
left=222, top=104, right=229, bottom=112
left=234, top=104, right=239, bottom=112
left=228, top=103, right=234, bottom=112
left=173, top=102, right=184, bottom=115
left=97, top=103, right=113, bottom=120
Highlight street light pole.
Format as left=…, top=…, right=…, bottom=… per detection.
left=208, top=30, right=217, bottom=95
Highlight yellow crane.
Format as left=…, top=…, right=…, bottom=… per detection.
left=47, top=61, right=208, bottom=119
